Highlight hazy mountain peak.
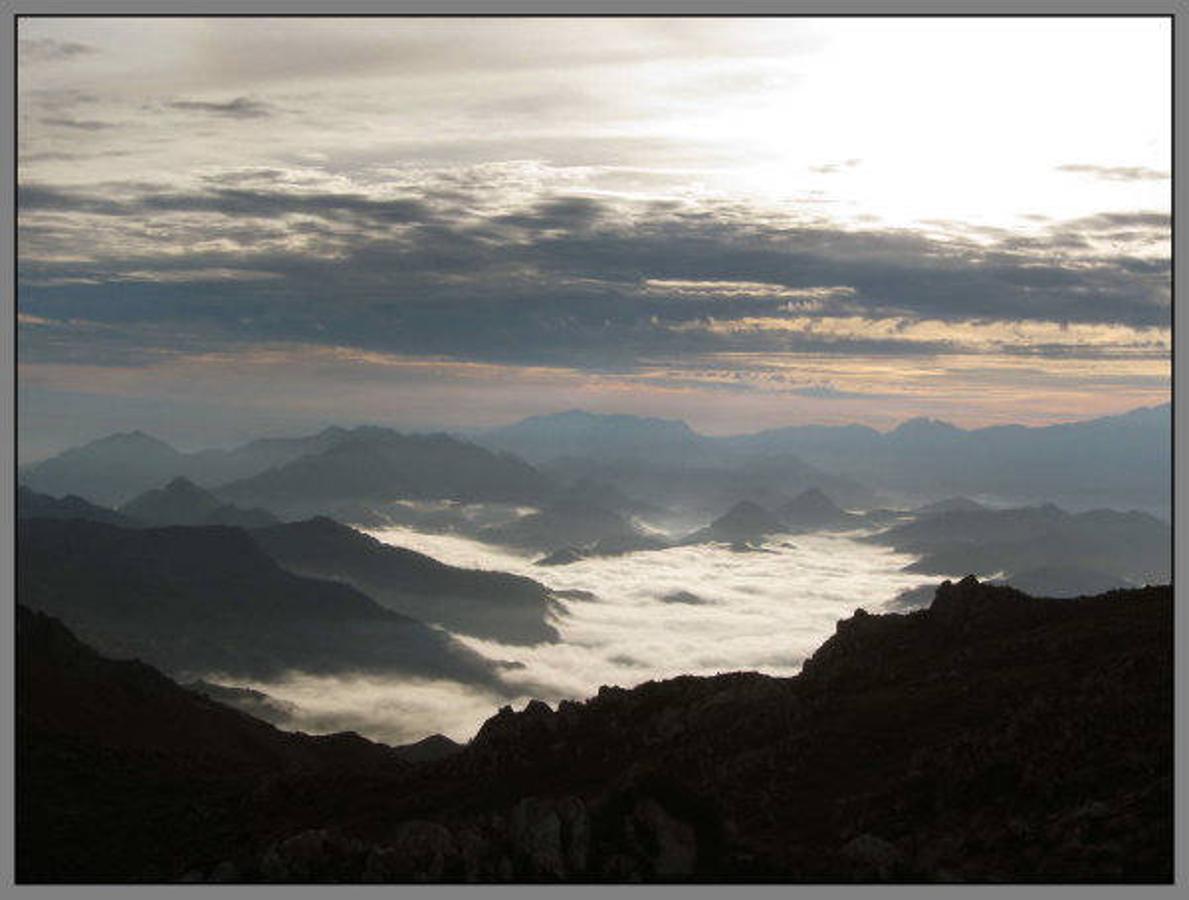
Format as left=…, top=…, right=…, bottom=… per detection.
left=71, top=429, right=179, bottom=455
left=162, top=475, right=206, bottom=493
left=504, top=409, right=698, bottom=437
left=890, top=417, right=963, bottom=437
left=787, top=487, right=837, bottom=509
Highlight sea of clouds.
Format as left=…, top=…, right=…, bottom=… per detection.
left=223, top=527, right=933, bottom=746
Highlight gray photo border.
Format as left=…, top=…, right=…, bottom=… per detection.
left=1, top=2, right=1182, bottom=899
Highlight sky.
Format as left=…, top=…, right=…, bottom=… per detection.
left=16, top=17, right=1172, bottom=458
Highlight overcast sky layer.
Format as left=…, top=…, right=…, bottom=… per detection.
left=17, top=17, right=1171, bottom=456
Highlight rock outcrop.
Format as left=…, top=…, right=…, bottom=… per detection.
left=18, top=578, right=1172, bottom=883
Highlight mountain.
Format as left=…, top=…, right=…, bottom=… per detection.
left=217, top=430, right=554, bottom=518
left=391, top=733, right=464, bottom=764
left=479, top=498, right=666, bottom=556
left=718, top=404, right=1171, bottom=517
left=869, top=504, right=1170, bottom=585
left=182, top=679, right=300, bottom=728
left=993, top=566, right=1134, bottom=599
left=913, top=496, right=987, bottom=516
left=682, top=500, right=784, bottom=545
left=250, top=517, right=562, bottom=645
left=17, top=485, right=135, bottom=526
left=18, top=430, right=189, bottom=507
left=179, top=425, right=362, bottom=484
left=120, top=476, right=280, bottom=528
left=18, top=579, right=1171, bottom=881
left=540, top=454, right=875, bottom=526
left=17, top=517, right=505, bottom=685
left=555, top=477, right=663, bottom=518
left=777, top=488, right=859, bottom=531
left=16, top=604, right=409, bottom=882
left=478, top=410, right=719, bottom=466
left=17, top=426, right=366, bottom=508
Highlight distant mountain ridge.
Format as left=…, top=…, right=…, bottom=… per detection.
left=19, top=426, right=365, bottom=507
left=478, top=409, right=719, bottom=466
left=20, top=402, right=1170, bottom=520
left=721, top=403, right=1171, bottom=516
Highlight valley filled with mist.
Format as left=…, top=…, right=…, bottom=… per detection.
left=17, top=404, right=1172, bottom=749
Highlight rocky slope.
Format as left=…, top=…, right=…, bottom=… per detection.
left=17, top=578, right=1172, bottom=883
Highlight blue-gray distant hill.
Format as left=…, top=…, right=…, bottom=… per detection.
left=478, top=409, right=721, bottom=466
left=18, top=426, right=363, bottom=507
left=720, top=403, right=1170, bottom=518
left=869, top=503, right=1170, bottom=587
left=216, top=429, right=554, bottom=519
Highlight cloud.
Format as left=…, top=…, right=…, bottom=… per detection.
left=18, top=182, right=431, bottom=225
left=1057, top=163, right=1169, bottom=182
left=810, top=158, right=862, bottom=174
left=214, top=528, right=931, bottom=744
left=18, top=38, right=97, bottom=62
left=792, top=383, right=885, bottom=400
left=15, top=169, right=1170, bottom=377
left=41, top=117, right=116, bottom=131
left=166, top=96, right=275, bottom=118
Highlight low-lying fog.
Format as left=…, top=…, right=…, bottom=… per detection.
left=224, top=528, right=932, bottom=746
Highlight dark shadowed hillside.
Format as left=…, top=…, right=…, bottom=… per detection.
left=17, top=579, right=1171, bottom=883
left=17, top=518, right=505, bottom=685
left=251, top=517, right=562, bottom=645
left=121, top=476, right=280, bottom=528
left=16, top=605, right=408, bottom=882
left=17, top=485, right=135, bottom=526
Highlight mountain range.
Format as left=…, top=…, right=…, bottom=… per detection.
left=20, top=403, right=1170, bottom=527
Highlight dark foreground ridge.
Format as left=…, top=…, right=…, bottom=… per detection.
left=17, top=577, right=1172, bottom=883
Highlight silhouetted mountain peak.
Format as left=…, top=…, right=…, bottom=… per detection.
left=161, top=475, right=208, bottom=494
left=120, top=476, right=225, bottom=525
left=717, top=499, right=776, bottom=525
left=784, top=487, right=839, bottom=513
left=682, top=500, right=783, bottom=545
